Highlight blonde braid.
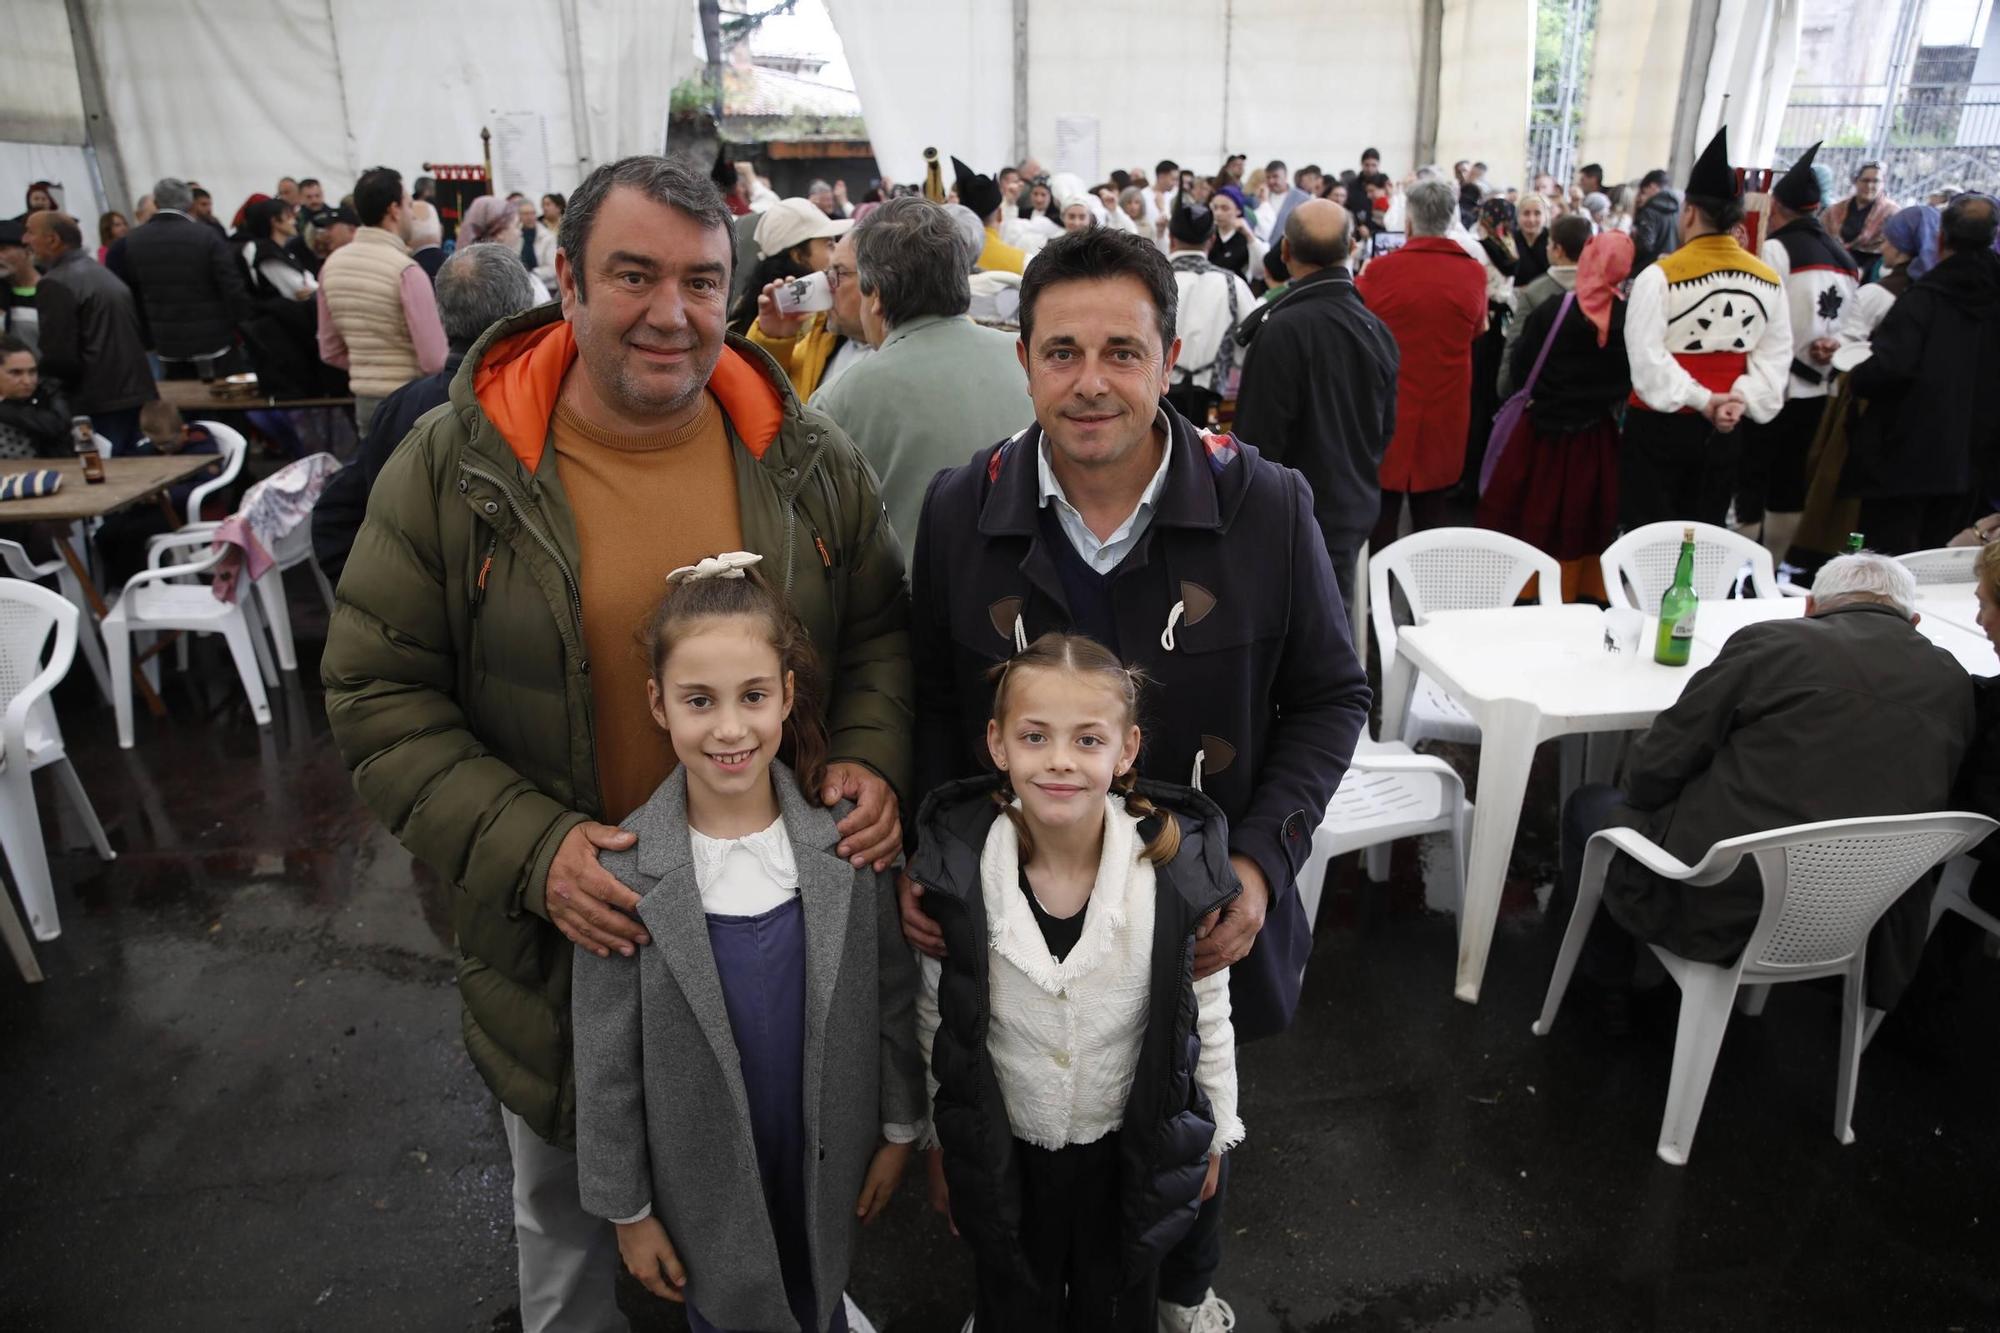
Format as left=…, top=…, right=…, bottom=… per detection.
left=992, top=781, right=1038, bottom=865
left=1113, top=768, right=1182, bottom=864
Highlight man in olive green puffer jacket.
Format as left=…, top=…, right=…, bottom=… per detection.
left=321, top=157, right=910, bottom=1330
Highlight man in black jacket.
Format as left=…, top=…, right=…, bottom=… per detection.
left=1559, top=554, right=1974, bottom=1027
left=1630, top=169, right=1681, bottom=272
left=111, top=176, right=250, bottom=377
left=311, top=242, right=539, bottom=586
left=25, top=211, right=155, bottom=452
left=1844, top=192, right=2000, bottom=552
left=901, top=226, right=1371, bottom=1331
left=1231, top=199, right=1398, bottom=610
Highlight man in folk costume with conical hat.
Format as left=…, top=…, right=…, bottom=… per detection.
left=1736, top=140, right=1860, bottom=563
left=1622, top=126, right=1792, bottom=530
left=953, top=155, right=1027, bottom=275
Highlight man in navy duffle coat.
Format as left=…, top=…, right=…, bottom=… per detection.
left=898, top=225, right=1370, bottom=1326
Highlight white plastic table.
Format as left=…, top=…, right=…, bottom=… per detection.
left=1692, top=597, right=1998, bottom=677
left=1383, top=599, right=1998, bottom=1006
left=1912, top=581, right=1980, bottom=636
left=1380, top=605, right=1723, bottom=1003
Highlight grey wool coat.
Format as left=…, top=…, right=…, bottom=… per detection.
left=572, top=763, right=926, bottom=1332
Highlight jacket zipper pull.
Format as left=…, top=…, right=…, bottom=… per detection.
left=813, top=532, right=833, bottom=575
left=471, top=534, right=498, bottom=615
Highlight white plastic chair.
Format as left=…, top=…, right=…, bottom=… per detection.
left=145, top=420, right=246, bottom=535
left=101, top=531, right=277, bottom=748
left=1533, top=812, right=1996, bottom=1165
left=1371, top=528, right=1562, bottom=748
left=0, top=536, right=112, bottom=702
left=1896, top=547, right=1978, bottom=586
left=241, top=522, right=338, bottom=672
left=1294, top=734, right=1471, bottom=943
left=1349, top=542, right=1370, bottom=667
left=154, top=440, right=338, bottom=673
left=0, top=579, right=117, bottom=971
left=1928, top=853, right=1997, bottom=940
left=1601, top=521, right=1781, bottom=614
left=148, top=420, right=247, bottom=666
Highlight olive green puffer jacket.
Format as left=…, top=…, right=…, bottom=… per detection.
left=322, top=305, right=911, bottom=1145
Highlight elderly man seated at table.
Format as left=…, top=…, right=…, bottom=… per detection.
left=1559, top=552, right=1975, bottom=1033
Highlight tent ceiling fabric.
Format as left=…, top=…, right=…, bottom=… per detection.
left=1024, top=0, right=1231, bottom=175
left=4, top=0, right=690, bottom=217
left=1581, top=0, right=1697, bottom=180
left=2, top=1, right=1797, bottom=222
left=829, top=0, right=1442, bottom=185
left=1224, top=0, right=1427, bottom=175
left=1434, top=0, right=1537, bottom=183
left=576, top=0, right=688, bottom=183
left=3, top=0, right=89, bottom=144
left=825, top=0, right=1015, bottom=188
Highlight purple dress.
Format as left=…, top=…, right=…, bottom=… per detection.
left=688, top=896, right=848, bottom=1333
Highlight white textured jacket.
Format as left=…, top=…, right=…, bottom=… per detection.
left=917, top=798, right=1244, bottom=1158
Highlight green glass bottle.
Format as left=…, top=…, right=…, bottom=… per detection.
left=1654, top=526, right=1699, bottom=667
left=1845, top=531, right=1865, bottom=554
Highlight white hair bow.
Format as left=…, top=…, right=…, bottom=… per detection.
left=666, top=551, right=764, bottom=585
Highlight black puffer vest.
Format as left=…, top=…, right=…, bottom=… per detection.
left=909, top=774, right=1239, bottom=1289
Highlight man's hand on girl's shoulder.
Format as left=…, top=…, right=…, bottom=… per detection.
left=547, top=821, right=646, bottom=958
left=824, top=761, right=901, bottom=870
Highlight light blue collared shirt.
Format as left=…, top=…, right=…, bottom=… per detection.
left=1035, top=412, right=1174, bottom=575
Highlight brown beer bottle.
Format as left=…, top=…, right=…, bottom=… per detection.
left=72, top=415, right=106, bottom=484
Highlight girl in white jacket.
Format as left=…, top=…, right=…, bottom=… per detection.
left=910, top=632, right=1242, bottom=1331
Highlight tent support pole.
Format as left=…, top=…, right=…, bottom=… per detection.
left=63, top=0, right=128, bottom=212
left=1415, top=0, right=1443, bottom=167
left=561, top=0, right=594, bottom=181
left=1012, top=0, right=1029, bottom=165
left=1220, top=0, right=1235, bottom=161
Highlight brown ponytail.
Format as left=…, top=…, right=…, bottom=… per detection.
left=987, top=631, right=1181, bottom=866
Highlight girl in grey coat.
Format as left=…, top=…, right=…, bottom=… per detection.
left=572, top=554, right=926, bottom=1332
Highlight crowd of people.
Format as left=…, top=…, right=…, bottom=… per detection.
left=4, top=121, right=1998, bottom=1333
left=0, top=171, right=571, bottom=458
left=686, top=135, right=2000, bottom=619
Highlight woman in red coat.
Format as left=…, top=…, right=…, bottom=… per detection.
left=1357, top=179, right=1488, bottom=549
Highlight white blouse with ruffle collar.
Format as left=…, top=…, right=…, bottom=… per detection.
left=689, top=816, right=798, bottom=917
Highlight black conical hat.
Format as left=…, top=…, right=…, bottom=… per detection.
left=1169, top=201, right=1214, bottom=246
left=1686, top=125, right=1737, bottom=200
left=952, top=156, right=1000, bottom=220
left=1772, top=141, right=1823, bottom=209
left=1167, top=185, right=1212, bottom=245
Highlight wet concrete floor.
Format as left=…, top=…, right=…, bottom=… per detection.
left=2, top=578, right=1997, bottom=1331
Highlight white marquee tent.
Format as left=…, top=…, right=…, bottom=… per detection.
left=2, top=0, right=1795, bottom=223
left=1, top=0, right=695, bottom=221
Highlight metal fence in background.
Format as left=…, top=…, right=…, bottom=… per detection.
left=1526, top=0, right=1596, bottom=190
left=1780, top=82, right=2000, bottom=200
